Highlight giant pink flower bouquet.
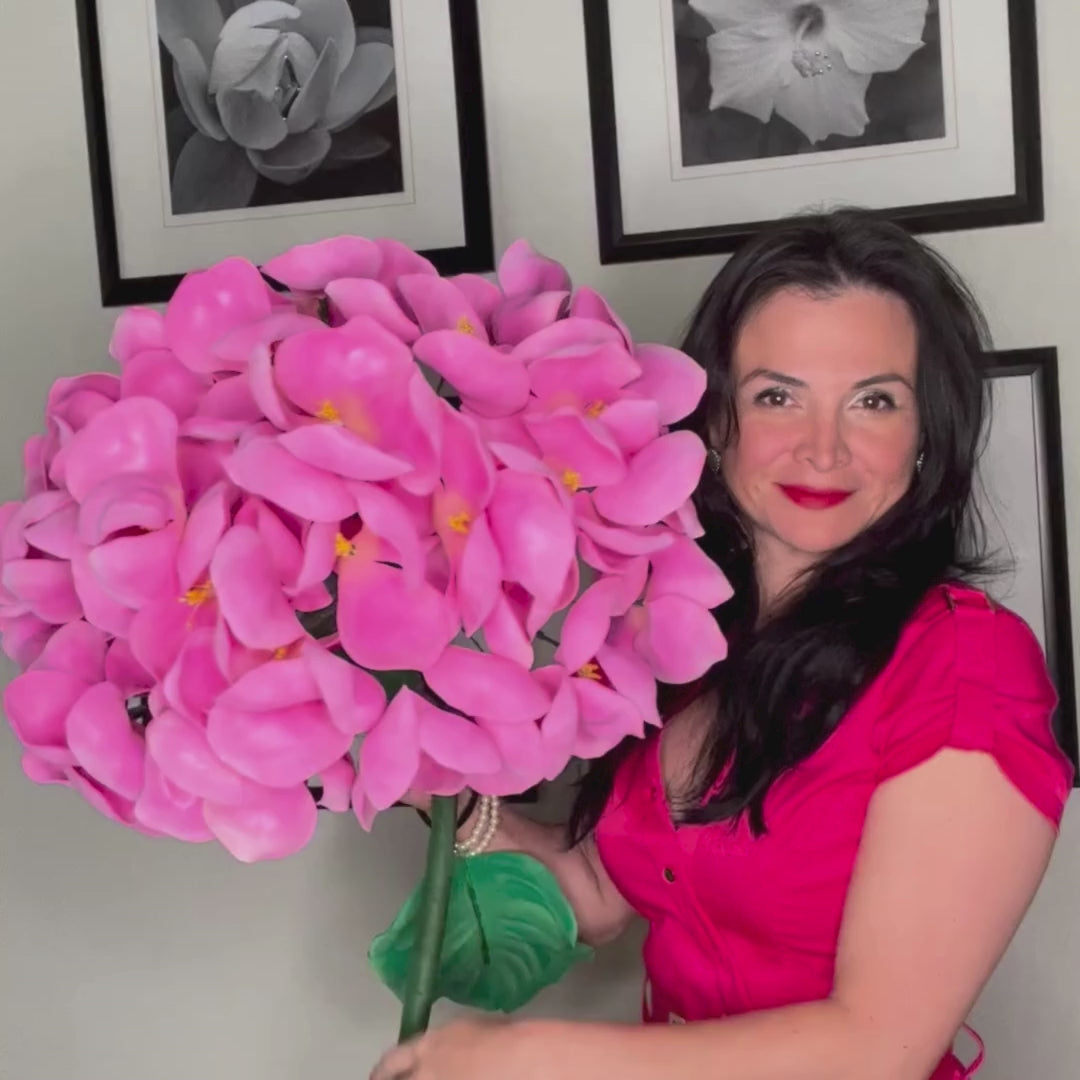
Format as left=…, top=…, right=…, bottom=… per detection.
left=0, top=235, right=730, bottom=1037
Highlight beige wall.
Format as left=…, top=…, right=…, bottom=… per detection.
left=2, top=1, right=1079, bottom=1077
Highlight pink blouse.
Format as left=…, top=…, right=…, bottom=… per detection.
left=595, top=584, right=1073, bottom=1075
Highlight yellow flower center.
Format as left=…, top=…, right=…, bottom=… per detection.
left=448, top=511, right=472, bottom=535
left=272, top=646, right=290, bottom=661
left=561, top=469, right=582, bottom=493
left=584, top=400, right=605, bottom=418
left=455, top=315, right=476, bottom=336
left=577, top=662, right=603, bottom=681
left=316, top=400, right=342, bottom=423
left=181, top=581, right=214, bottom=607
left=335, top=533, right=357, bottom=558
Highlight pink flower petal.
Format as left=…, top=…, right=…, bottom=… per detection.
left=87, top=528, right=181, bottom=609
left=76, top=474, right=176, bottom=547
left=647, top=535, right=734, bottom=608
left=279, top=423, right=413, bottom=481
left=571, top=678, right=646, bottom=758
left=70, top=546, right=135, bottom=636
left=487, top=470, right=575, bottom=609
left=146, top=709, right=252, bottom=804
left=440, top=405, right=495, bottom=512
left=412, top=331, right=529, bottom=418
left=628, top=343, right=707, bottom=424
left=294, top=520, right=338, bottom=593
left=395, top=274, right=489, bottom=342
left=177, top=482, right=231, bottom=592
left=350, top=481, right=426, bottom=584
left=525, top=411, right=627, bottom=488
left=105, top=637, right=154, bottom=696
left=207, top=698, right=352, bottom=787
left=65, top=682, right=146, bottom=800
left=2, top=558, right=82, bottom=624
left=1, top=613, right=54, bottom=668
left=203, top=783, right=319, bottom=861
left=536, top=669, right=578, bottom=777
left=212, top=312, right=326, bottom=369
left=22, top=501, right=78, bottom=559
left=481, top=589, right=534, bottom=668
left=109, top=307, right=167, bottom=364
left=165, top=257, right=275, bottom=373
left=63, top=397, right=180, bottom=502
left=217, top=657, right=317, bottom=711
left=638, top=594, right=727, bottom=682
left=597, top=398, right=661, bottom=456
left=491, top=292, right=569, bottom=346
left=249, top=343, right=298, bottom=429
left=302, top=640, right=386, bottom=734
left=273, top=317, right=414, bottom=423
left=497, top=239, right=571, bottom=297
left=313, top=755, right=355, bottom=812
left=352, top=690, right=421, bottom=829
left=3, top=669, right=84, bottom=763
left=262, top=236, right=382, bottom=291
left=425, top=646, right=552, bottom=722
left=528, top=343, right=641, bottom=408
left=555, top=576, right=627, bottom=673
left=121, top=349, right=208, bottom=420
left=595, top=643, right=660, bottom=727
left=510, top=318, right=625, bottom=366
left=47, top=373, right=122, bottom=430
left=134, top=757, right=214, bottom=842
left=336, top=558, right=458, bottom=670
left=568, top=286, right=632, bottom=348
left=237, top=498, right=304, bottom=586
left=325, top=277, right=420, bottom=341
left=31, top=619, right=108, bottom=681
left=225, top=436, right=354, bottom=521
left=162, top=629, right=229, bottom=719
left=458, top=514, right=502, bottom=635
left=127, top=596, right=205, bottom=679
left=22, top=436, right=51, bottom=497
left=448, top=273, right=501, bottom=324
left=593, top=431, right=707, bottom=526
left=22, top=751, right=70, bottom=785
left=211, top=526, right=304, bottom=650
left=666, top=498, right=706, bottom=540
left=68, top=767, right=139, bottom=827
left=374, top=237, right=437, bottom=291
left=178, top=440, right=231, bottom=505
left=574, top=493, right=673, bottom=556
left=196, top=373, right=263, bottom=421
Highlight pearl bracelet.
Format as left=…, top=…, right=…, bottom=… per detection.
left=453, top=794, right=500, bottom=857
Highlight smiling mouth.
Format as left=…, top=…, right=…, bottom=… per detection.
left=777, top=484, right=854, bottom=509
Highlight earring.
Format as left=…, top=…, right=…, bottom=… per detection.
left=915, top=450, right=925, bottom=474
left=707, top=447, right=722, bottom=475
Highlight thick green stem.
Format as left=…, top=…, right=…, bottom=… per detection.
left=397, top=794, right=457, bottom=1042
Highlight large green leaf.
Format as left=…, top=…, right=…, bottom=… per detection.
left=369, top=852, right=593, bottom=1013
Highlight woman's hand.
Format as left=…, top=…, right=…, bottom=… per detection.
left=369, top=1018, right=540, bottom=1080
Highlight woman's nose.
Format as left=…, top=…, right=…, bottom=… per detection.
left=794, top=413, right=850, bottom=472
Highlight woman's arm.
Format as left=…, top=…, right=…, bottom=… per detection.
left=453, top=796, right=636, bottom=948
left=378, top=748, right=1057, bottom=1080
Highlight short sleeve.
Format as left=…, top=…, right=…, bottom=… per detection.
left=872, top=586, right=1074, bottom=826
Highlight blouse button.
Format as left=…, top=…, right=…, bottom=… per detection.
left=663, top=866, right=676, bottom=883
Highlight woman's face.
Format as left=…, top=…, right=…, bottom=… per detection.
left=721, top=286, right=921, bottom=599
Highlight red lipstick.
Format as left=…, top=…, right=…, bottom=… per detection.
left=777, top=485, right=853, bottom=509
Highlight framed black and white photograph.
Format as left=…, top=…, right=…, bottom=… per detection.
left=77, top=0, right=493, bottom=306
left=584, top=0, right=1043, bottom=263
left=977, top=348, right=1078, bottom=774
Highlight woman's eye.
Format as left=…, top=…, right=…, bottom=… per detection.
left=753, top=387, right=790, bottom=408
left=858, top=390, right=897, bottom=411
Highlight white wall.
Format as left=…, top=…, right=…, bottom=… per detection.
left=1, top=1, right=1078, bottom=1077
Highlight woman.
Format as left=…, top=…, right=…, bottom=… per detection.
left=371, top=209, right=1073, bottom=1080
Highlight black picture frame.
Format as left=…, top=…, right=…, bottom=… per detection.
left=980, top=348, right=1078, bottom=778
left=75, top=0, right=494, bottom=307
left=583, top=0, right=1043, bottom=264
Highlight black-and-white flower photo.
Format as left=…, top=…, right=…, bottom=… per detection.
left=673, top=0, right=947, bottom=167
left=156, top=0, right=402, bottom=215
